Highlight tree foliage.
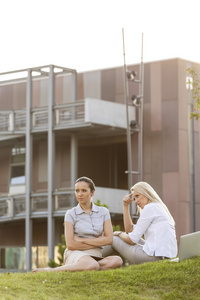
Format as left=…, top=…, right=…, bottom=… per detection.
left=48, top=234, right=66, bottom=268
left=186, top=67, right=200, bottom=120
left=94, top=199, right=109, bottom=208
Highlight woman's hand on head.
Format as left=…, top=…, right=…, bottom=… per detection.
left=123, top=193, right=133, bottom=206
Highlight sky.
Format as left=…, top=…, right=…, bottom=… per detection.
left=0, top=0, right=200, bottom=74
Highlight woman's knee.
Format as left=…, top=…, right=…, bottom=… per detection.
left=99, top=256, right=123, bottom=270
left=111, top=256, right=123, bottom=268
left=85, top=260, right=100, bottom=271
left=78, top=256, right=100, bottom=271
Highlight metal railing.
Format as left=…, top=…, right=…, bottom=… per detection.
left=0, top=198, right=11, bottom=217
left=54, top=191, right=73, bottom=211
left=31, top=193, right=48, bottom=212
left=54, top=102, right=84, bottom=128
left=0, top=101, right=85, bottom=134
left=0, top=190, right=75, bottom=221
left=0, top=112, right=12, bottom=132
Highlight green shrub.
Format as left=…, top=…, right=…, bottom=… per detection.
left=48, top=234, right=66, bottom=268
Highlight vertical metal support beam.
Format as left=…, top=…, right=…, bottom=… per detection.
left=25, top=69, right=33, bottom=271
left=9, top=112, right=14, bottom=131
left=10, top=197, right=14, bottom=217
left=138, top=33, right=144, bottom=182
left=188, top=89, right=195, bottom=232
left=48, top=65, right=55, bottom=260
left=70, top=134, right=78, bottom=206
left=70, top=70, right=78, bottom=202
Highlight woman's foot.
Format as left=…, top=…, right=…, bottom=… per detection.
left=32, top=267, right=51, bottom=273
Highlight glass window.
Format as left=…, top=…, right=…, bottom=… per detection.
left=186, top=76, right=193, bottom=90
left=9, top=145, right=25, bottom=195
left=10, top=165, right=25, bottom=185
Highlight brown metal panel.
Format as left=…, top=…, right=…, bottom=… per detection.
left=179, top=130, right=190, bottom=203
left=162, top=172, right=180, bottom=235
left=0, top=85, right=13, bottom=110
left=101, top=68, right=115, bottom=102
left=32, top=79, right=40, bottom=108
left=13, top=82, right=26, bottom=109
left=178, top=202, right=191, bottom=239
left=0, top=221, right=25, bottom=247
left=0, top=146, right=11, bottom=194
left=115, top=67, right=124, bottom=104
left=55, top=76, right=63, bottom=104
left=150, top=131, right=162, bottom=196
left=162, top=100, right=179, bottom=172
left=77, top=73, right=84, bottom=100
left=150, top=62, right=162, bottom=131
left=194, top=132, right=200, bottom=204
left=161, top=59, right=178, bottom=101
left=144, top=63, right=150, bottom=104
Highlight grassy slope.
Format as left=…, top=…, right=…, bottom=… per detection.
left=0, top=256, right=200, bottom=300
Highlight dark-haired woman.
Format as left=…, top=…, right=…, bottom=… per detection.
left=32, top=177, right=123, bottom=272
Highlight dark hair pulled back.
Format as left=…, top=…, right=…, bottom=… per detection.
left=75, top=177, right=95, bottom=192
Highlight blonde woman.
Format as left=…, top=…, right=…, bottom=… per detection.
left=102, top=182, right=177, bottom=264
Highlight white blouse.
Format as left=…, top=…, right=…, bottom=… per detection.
left=128, top=203, right=177, bottom=258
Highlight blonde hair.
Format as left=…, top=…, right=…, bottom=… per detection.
left=131, top=181, right=175, bottom=226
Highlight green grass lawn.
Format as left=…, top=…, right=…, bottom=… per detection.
left=0, top=256, right=200, bottom=300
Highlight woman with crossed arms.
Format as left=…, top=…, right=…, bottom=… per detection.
left=102, top=181, right=177, bottom=264
left=33, top=176, right=123, bottom=272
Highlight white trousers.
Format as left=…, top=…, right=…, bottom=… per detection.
left=102, top=236, right=163, bottom=265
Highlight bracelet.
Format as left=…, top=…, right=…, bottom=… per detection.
left=118, top=231, right=122, bottom=236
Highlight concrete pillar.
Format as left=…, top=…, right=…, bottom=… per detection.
left=25, top=69, right=33, bottom=271
left=70, top=134, right=78, bottom=206
left=48, top=65, right=55, bottom=260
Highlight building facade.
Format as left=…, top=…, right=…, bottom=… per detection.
left=0, top=58, right=199, bottom=270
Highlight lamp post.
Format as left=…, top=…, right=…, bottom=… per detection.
left=122, top=29, right=133, bottom=198
left=138, top=33, right=144, bottom=182
left=122, top=29, right=144, bottom=217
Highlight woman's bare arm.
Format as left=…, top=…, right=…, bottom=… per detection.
left=123, top=194, right=134, bottom=233
left=75, top=219, right=113, bottom=247
left=65, top=222, right=96, bottom=250
left=113, top=231, right=135, bottom=245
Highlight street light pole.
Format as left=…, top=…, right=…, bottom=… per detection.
left=122, top=30, right=144, bottom=218
left=138, top=33, right=144, bottom=181
left=122, top=28, right=133, bottom=216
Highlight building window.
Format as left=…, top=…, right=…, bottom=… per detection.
left=186, top=76, right=193, bottom=90
left=9, top=146, right=25, bottom=195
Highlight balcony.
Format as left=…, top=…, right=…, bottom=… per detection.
left=0, top=190, right=75, bottom=221
left=0, top=187, right=135, bottom=222
left=0, top=98, right=135, bottom=137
